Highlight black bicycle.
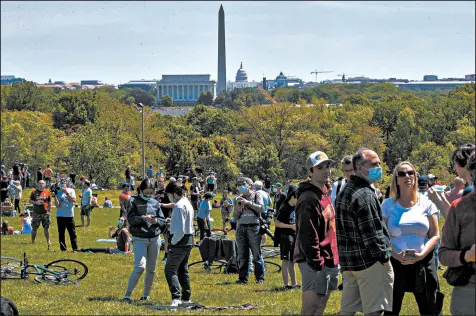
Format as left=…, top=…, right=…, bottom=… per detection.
left=1, top=252, right=88, bottom=285
left=188, top=258, right=281, bottom=274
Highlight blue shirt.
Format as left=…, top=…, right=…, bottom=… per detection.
left=103, top=200, right=113, bottom=208
left=197, top=199, right=211, bottom=219
left=81, top=188, right=92, bottom=206
left=147, top=168, right=155, bottom=178
left=56, top=189, right=76, bottom=217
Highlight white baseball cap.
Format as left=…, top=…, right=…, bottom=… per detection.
left=306, top=151, right=335, bottom=169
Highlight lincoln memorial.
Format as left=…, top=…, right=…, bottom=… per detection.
left=156, top=74, right=216, bottom=105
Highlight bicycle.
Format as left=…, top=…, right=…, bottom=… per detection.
left=1, top=252, right=88, bottom=285
left=261, top=246, right=281, bottom=259
left=188, top=258, right=281, bottom=274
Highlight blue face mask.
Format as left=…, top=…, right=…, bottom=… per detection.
left=238, top=185, right=249, bottom=194
left=362, top=166, right=382, bottom=183
left=118, top=220, right=124, bottom=227
left=140, top=193, right=153, bottom=201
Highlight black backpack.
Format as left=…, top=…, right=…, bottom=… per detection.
left=224, top=256, right=239, bottom=274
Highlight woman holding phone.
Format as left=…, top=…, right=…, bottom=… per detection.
left=381, top=161, right=441, bottom=315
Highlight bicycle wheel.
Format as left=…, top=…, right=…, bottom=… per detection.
left=188, top=260, right=227, bottom=274
left=43, top=259, right=88, bottom=281
left=1, top=257, right=22, bottom=279
left=34, top=275, right=77, bottom=285
left=263, top=260, right=281, bottom=273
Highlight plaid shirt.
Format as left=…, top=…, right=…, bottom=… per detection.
left=335, top=175, right=391, bottom=271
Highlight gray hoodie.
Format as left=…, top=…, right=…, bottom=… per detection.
left=233, top=191, right=264, bottom=225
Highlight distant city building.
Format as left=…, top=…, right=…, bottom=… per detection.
left=1, top=75, right=25, bottom=85
left=465, top=74, right=475, bottom=80
left=265, top=71, right=303, bottom=89
left=156, top=74, right=215, bottom=105
left=423, top=75, right=438, bottom=81
left=393, top=81, right=474, bottom=91
left=227, top=62, right=260, bottom=90
left=80, top=80, right=102, bottom=85
left=118, top=80, right=157, bottom=91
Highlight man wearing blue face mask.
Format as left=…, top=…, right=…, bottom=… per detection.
left=335, top=148, right=394, bottom=315
left=233, top=177, right=265, bottom=285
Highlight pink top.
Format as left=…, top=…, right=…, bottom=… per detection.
left=445, top=188, right=463, bottom=204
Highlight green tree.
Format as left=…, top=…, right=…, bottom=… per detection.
left=4, top=81, right=48, bottom=112
left=52, top=90, right=99, bottom=131
left=120, top=88, right=156, bottom=107
left=196, top=91, right=213, bottom=106
left=161, top=95, right=173, bottom=107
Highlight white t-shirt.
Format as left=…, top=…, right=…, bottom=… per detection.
left=331, top=178, right=347, bottom=205
left=381, top=194, right=438, bottom=253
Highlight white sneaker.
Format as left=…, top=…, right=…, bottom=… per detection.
left=170, top=299, right=182, bottom=307
left=182, top=300, right=192, bottom=304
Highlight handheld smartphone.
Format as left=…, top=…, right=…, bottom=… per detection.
left=404, top=249, right=416, bottom=257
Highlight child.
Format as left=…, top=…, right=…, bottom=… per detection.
left=20, top=210, right=32, bottom=235
left=103, top=197, right=113, bottom=208
left=220, top=191, right=234, bottom=234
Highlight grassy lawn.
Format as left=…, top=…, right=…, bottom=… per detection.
left=1, top=190, right=453, bottom=315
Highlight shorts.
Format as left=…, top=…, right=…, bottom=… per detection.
left=80, top=205, right=92, bottom=216
left=279, top=233, right=295, bottom=261
left=207, top=183, right=215, bottom=191
left=32, top=213, right=51, bottom=230
left=221, top=209, right=231, bottom=226
left=44, top=176, right=51, bottom=182
left=340, top=261, right=394, bottom=314
left=298, top=262, right=339, bottom=296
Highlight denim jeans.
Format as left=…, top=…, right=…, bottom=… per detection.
left=236, top=224, right=264, bottom=282
left=125, top=236, right=160, bottom=298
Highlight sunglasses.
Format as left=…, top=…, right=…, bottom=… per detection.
left=397, top=170, right=416, bottom=177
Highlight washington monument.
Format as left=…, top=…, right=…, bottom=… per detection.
left=217, top=4, right=226, bottom=96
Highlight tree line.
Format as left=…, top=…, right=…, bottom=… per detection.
left=1, top=81, right=474, bottom=190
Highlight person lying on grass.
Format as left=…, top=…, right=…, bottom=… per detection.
left=78, top=217, right=132, bottom=254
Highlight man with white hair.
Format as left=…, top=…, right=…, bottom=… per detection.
left=253, top=180, right=272, bottom=245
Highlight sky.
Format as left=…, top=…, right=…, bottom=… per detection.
left=1, top=1, right=475, bottom=84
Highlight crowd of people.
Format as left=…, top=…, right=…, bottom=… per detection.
left=1, top=144, right=474, bottom=315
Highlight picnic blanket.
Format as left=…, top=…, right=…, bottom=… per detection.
left=148, top=303, right=258, bottom=311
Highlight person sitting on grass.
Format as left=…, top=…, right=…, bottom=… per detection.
left=78, top=217, right=131, bottom=254
left=20, top=210, right=32, bottom=235
left=103, top=197, right=113, bottom=208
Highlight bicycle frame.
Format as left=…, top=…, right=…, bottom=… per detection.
left=20, top=253, right=69, bottom=280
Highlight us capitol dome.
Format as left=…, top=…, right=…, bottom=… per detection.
left=235, top=62, right=248, bottom=82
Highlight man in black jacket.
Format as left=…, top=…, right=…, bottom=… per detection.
left=294, top=151, right=340, bottom=315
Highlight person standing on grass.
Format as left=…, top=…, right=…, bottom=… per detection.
left=220, top=191, right=234, bottom=234
left=54, top=180, right=78, bottom=251
left=123, top=178, right=166, bottom=303
left=335, top=148, right=393, bottom=315
left=43, top=164, right=53, bottom=185
left=36, top=167, right=43, bottom=184
left=119, top=183, right=132, bottom=218
left=29, top=180, right=52, bottom=246
left=197, top=192, right=213, bottom=241
left=275, top=185, right=299, bottom=290
left=10, top=180, right=22, bottom=214
left=164, top=181, right=195, bottom=307
left=294, top=151, right=339, bottom=315
left=157, top=176, right=174, bottom=263
left=80, top=180, right=92, bottom=227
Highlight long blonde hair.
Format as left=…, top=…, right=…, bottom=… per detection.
left=389, top=161, right=418, bottom=203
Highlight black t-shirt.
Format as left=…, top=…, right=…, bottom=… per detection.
left=276, top=202, right=295, bottom=236
left=156, top=188, right=172, bottom=218
left=190, top=183, right=200, bottom=200
left=264, top=177, right=271, bottom=189
left=37, top=171, right=43, bottom=181
left=13, top=164, right=20, bottom=176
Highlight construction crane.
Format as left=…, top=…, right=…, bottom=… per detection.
left=310, top=70, right=334, bottom=83
left=257, top=84, right=276, bottom=104
left=337, top=73, right=363, bottom=83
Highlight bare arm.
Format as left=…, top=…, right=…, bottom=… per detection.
left=415, top=214, right=440, bottom=261
left=275, top=219, right=295, bottom=230
left=427, top=188, right=450, bottom=219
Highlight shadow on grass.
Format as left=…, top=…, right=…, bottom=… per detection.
left=254, top=286, right=297, bottom=293
left=88, top=296, right=124, bottom=303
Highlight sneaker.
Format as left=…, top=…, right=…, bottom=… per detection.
left=291, top=284, right=301, bottom=289
left=122, top=297, right=132, bottom=304
left=235, top=279, right=247, bottom=285
left=161, top=257, right=167, bottom=263
left=139, top=296, right=149, bottom=301
left=256, top=280, right=264, bottom=285
left=182, top=300, right=192, bottom=304
left=283, top=285, right=292, bottom=290
left=170, top=299, right=182, bottom=307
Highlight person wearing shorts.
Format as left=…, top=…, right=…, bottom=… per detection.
left=80, top=180, right=92, bottom=227
left=29, top=180, right=51, bottom=245
left=294, top=151, right=340, bottom=315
